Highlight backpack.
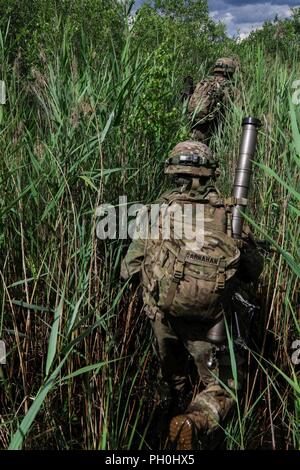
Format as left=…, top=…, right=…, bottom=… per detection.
left=141, top=188, right=240, bottom=321
left=188, top=77, right=228, bottom=124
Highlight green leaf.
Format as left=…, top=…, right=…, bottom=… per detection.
left=60, top=359, right=119, bottom=381
left=79, top=175, right=98, bottom=192
left=8, top=354, right=70, bottom=450
left=66, top=293, right=85, bottom=336
left=255, top=161, right=300, bottom=202
left=100, top=110, right=115, bottom=143
left=45, top=295, right=64, bottom=376
left=11, top=300, right=51, bottom=313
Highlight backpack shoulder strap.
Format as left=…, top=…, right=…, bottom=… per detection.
left=164, top=247, right=187, bottom=310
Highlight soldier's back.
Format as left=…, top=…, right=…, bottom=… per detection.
left=188, top=75, right=228, bottom=123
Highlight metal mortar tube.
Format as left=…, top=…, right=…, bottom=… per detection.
left=232, top=117, right=261, bottom=239
left=206, top=316, right=226, bottom=345
left=206, top=117, right=261, bottom=346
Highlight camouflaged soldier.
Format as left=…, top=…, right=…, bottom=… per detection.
left=187, top=57, right=239, bottom=142
left=121, top=140, right=263, bottom=450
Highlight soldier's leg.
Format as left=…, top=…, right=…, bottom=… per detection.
left=169, top=337, right=245, bottom=449
left=185, top=346, right=245, bottom=440
left=191, top=126, right=206, bottom=142
left=190, top=123, right=211, bottom=142
left=186, top=339, right=218, bottom=388
left=150, top=311, right=189, bottom=397
left=169, top=337, right=220, bottom=449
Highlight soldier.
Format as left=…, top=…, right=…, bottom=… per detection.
left=187, top=57, right=239, bottom=142
left=121, top=140, right=263, bottom=450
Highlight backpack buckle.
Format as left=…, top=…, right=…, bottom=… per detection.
left=173, top=259, right=185, bottom=283
left=216, top=258, right=226, bottom=291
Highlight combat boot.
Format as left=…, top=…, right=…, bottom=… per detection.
left=169, top=414, right=197, bottom=450
left=169, top=409, right=209, bottom=450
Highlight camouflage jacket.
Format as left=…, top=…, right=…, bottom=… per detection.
left=187, top=75, right=232, bottom=124
left=120, top=186, right=263, bottom=285
left=121, top=236, right=146, bottom=281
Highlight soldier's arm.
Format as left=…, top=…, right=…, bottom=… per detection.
left=120, top=237, right=146, bottom=281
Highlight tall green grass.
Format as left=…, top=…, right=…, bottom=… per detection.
left=0, top=22, right=299, bottom=450
left=212, top=43, right=300, bottom=449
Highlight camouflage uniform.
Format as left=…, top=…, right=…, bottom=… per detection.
left=186, top=58, right=238, bottom=142
left=121, top=141, right=263, bottom=449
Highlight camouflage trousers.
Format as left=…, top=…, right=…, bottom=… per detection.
left=150, top=310, right=245, bottom=434
left=190, top=125, right=210, bottom=142
left=190, top=121, right=215, bottom=143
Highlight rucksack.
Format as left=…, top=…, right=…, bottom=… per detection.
left=141, top=188, right=240, bottom=321
left=188, top=77, right=228, bottom=124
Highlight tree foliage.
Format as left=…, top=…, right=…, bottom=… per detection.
left=244, top=7, right=300, bottom=59
left=0, top=0, right=126, bottom=72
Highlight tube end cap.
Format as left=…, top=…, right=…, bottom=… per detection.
left=242, top=117, right=261, bottom=127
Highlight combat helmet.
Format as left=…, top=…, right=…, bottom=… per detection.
left=213, top=57, right=238, bottom=76
left=165, top=141, right=219, bottom=178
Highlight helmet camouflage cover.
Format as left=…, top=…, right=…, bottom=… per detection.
left=213, top=57, right=239, bottom=75
left=165, top=141, right=219, bottom=177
